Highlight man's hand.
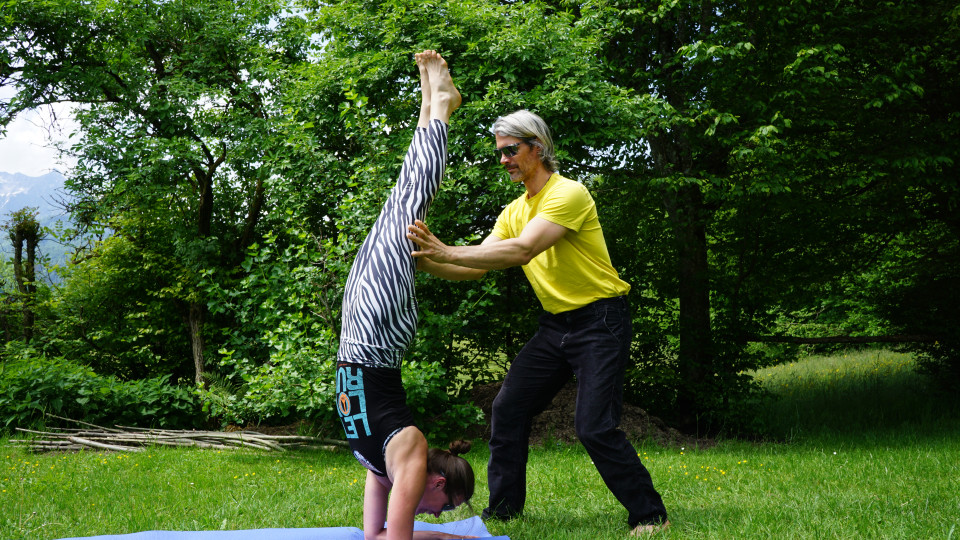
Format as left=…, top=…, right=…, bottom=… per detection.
left=407, top=220, right=451, bottom=263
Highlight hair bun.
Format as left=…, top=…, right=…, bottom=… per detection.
left=448, top=439, right=472, bottom=456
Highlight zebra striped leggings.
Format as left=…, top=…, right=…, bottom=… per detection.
left=337, top=119, right=449, bottom=369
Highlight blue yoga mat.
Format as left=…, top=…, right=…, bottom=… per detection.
left=57, top=517, right=509, bottom=540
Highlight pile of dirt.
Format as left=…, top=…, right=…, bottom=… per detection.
left=470, top=381, right=709, bottom=449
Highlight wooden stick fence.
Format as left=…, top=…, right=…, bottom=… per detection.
left=9, top=415, right=349, bottom=453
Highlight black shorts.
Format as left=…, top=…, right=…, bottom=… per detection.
left=336, top=362, right=416, bottom=477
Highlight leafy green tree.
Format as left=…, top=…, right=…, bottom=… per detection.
left=4, top=208, right=43, bottom=342
left=555, top=0, right=960, bottom=428
left=2, top=0, right=309, bottom=383
left=45, top=233, right=193, bottom=380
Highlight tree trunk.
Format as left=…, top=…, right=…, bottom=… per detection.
left=664, top=183, right=713, bottom=429
left=23, top=234, right=37, bottom=341
left=8, top=210, right=41, bottom=343
left=189, top=167, right=216, bottom=384
left=189, top=301, right=205, bottom=385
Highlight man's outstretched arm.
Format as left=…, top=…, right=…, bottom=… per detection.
left=409, top=218, right=567, bottom=276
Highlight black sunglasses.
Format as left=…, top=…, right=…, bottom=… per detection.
left=495, top=142, right=524, bottom=159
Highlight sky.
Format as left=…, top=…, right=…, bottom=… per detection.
left=0, top=87, right=77, bottom=177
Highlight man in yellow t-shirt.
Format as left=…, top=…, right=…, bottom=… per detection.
left=490, top=168, right=629, bottom=314
left=407, top=110, right=669, bottom=535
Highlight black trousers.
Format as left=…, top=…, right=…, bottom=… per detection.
left=485, top=296, right=668, bottom=527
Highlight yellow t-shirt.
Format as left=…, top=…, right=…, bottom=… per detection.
left=492, top=173, right=630, bottom=314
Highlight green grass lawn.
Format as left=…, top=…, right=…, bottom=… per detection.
left=751, top=349, right=953, bottom=439
left=3, top=349, right=959, bottom=539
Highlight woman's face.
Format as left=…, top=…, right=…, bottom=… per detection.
left=416, top=475, right=460, bottom=517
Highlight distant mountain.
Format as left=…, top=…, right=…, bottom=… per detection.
left=0, top=171, right=73, bottom=268
left=0, top=170, right=70, bottom=223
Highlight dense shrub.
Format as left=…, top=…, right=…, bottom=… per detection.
left=199, top=340, right=338, bottom=428
left=197, top=229, right=345, bottom=428
left=402, top=360, right=484, bottom=445
left=0, top=348, right=203, bottom=432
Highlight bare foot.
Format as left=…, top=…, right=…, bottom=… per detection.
left=629, top=520, right=670, bottom=536
left=419, top=50, right=461, bottom=123
left=415, top=51, right=432, bottom=128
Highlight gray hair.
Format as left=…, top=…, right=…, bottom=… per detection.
left=491, top=110, right=559, bottom=172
